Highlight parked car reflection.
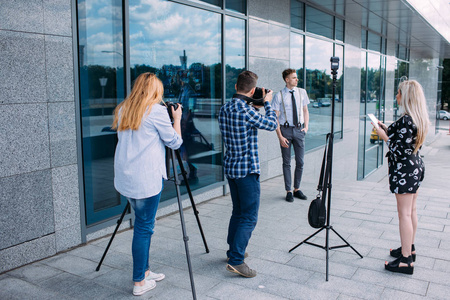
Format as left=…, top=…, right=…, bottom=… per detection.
left=439, top=110, right=450, bottom=120
left=312, top=98, right=331, bottom=108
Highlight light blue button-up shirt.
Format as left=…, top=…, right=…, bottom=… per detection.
left=272, top=87, right=310, bottom=126
left=114, top=104, right=183, bottom=199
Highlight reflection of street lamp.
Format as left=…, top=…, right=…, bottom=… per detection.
left=99, top=77, right=108, bottom=116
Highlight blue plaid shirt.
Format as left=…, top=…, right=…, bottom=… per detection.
left=218, top=98, right=278, bottom=179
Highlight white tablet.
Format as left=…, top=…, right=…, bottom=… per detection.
left=367, top=113, right=379, bottom=129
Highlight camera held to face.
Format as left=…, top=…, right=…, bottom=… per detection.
left=253, top=87, right=270, bottom=100
left=163, top=101, right=180, bottom=120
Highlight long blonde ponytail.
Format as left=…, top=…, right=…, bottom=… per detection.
left=112, top=73, right=164, bottom=131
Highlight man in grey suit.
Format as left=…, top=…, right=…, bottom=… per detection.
left=271, top=69, right=310, bottom=202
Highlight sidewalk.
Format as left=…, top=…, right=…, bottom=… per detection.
left=1, top=133, right=450, bottom=299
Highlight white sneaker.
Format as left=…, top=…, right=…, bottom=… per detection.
left=146, top=270, right=165, bottom=282
left=133, top=279, right=156, bottom=296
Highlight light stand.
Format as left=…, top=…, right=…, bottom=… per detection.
left=289, top=57, right=363, bottom=281
left=96, top=147, right=209, bottom=300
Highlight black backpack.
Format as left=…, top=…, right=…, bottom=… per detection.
left=307, top=134, right=329, bottom=228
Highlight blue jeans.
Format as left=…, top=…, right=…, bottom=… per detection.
left=128, top=192, right=161, bottom=282
left=226, top=174, right=260, bottom=266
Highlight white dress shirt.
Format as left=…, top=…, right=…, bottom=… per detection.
left=114, top=104, right=183, bottom=199
left=272, top=87, right=310, bottom=126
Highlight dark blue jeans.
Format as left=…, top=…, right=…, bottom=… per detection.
left=226, top=174, right=260, bottom=265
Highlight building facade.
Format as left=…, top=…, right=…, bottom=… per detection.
left=1, top=0, right=449, bottom=272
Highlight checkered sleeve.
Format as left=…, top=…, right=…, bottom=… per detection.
left=245, top=102, right=278, bottom=131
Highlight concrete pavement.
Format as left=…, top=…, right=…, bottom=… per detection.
left=1, top=133, right=450, bottom=299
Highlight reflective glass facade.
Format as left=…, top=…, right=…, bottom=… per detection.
left=76, top=0, right=246, bottom=226
left=75, top=0, right=347, bottom=227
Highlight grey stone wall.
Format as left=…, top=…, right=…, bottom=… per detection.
left=248, top=0, right=291, bottom=183
left=0, top=0, right=80, bottom=273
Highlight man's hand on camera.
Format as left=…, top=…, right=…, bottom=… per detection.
left=263, top=88, right=273, bottom=103
left=171, top=104, right=182, bottom=121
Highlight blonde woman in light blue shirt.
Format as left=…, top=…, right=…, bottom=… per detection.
left=112, top=72, right=183, bottom=296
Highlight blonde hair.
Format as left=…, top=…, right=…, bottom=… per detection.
left=398, top=79, right=429, bottom=153
left=112, top=73, right=164, bottom=131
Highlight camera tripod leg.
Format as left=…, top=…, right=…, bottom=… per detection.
left=289, top=226, right=324, bottom=253
left=169, top=149, right=197, bottom=300
left=330, top=227, right=363, bottom=258
left=174, top=149, right=209, bottom=253
left=96, top=201, right=130, bottom=271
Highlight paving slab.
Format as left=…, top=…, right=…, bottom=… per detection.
left=1, top=133, right=450, bottom=299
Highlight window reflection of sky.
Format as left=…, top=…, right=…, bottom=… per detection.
left=305, top=36, right=332, bottom=75
left=78, top=0, right=123, bottom=67
left=129, top=0, right=221, bottom=68
left=225, top=16, right=245, bottom=69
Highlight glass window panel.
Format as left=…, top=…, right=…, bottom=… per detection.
left=305, top=36, right=334, bottom=150
left=358, top=51, right=384, bottom=180
left=191, top=0, right=222, bottom=8
left=291, top=0, right=304, bottom=31
left=129, top=0, right=223, bottom=203
left=77, top=0, right=126, bottom=225
left=368, top=12, right=382, bottom=34
left=306, top=6, right=333, bottom=40
left=364, top=147, right=379, bottom=177
left=226, top=0, right=246, bottom=13
left=333, top=44, right=343, bottom=138
left=357, top=118, right=365, bottom=180
left=397, top=45, right=407, bottom=60
left=335, top=18, right=344, bottom=41
left=308, top=0, right=334, bottom=11
left=367, top=31, right=381, bottom=52
left=361, top=9, right=368, bottom=28
left=366, top=52, right=381, bottom=125
left=360, top=52, right=367, bottom=116
left=361, top=29, right=367, bottom=49
left=290, top=32, right=304, bottom=87
left=225, top=16, right=245, bottom=100
left=381, top=37, right=386, bottom=54
left=394, top=60, right=409, bottom=120
left=335, top=0, right=345, bottom=15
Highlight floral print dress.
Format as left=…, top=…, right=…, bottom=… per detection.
left=386, top=114, right=425, bottom=194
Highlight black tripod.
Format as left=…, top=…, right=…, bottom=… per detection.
left=96, top=147, right=209, bottom=300
left=289, top=57, right=363, bottom=281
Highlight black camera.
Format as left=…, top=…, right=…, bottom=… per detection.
left=162, top=101, right=180, bottom=120
left=232, top=87, right=271, bottom=107
left=252, top=87, right=270, bottom=100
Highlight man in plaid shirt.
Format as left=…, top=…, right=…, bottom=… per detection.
left=219, top=71, right=277, bottom=277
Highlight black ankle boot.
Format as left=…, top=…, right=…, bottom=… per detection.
left=390, top=244, right=415, bottom=262
left=385, top=255, right=414, bottom=275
